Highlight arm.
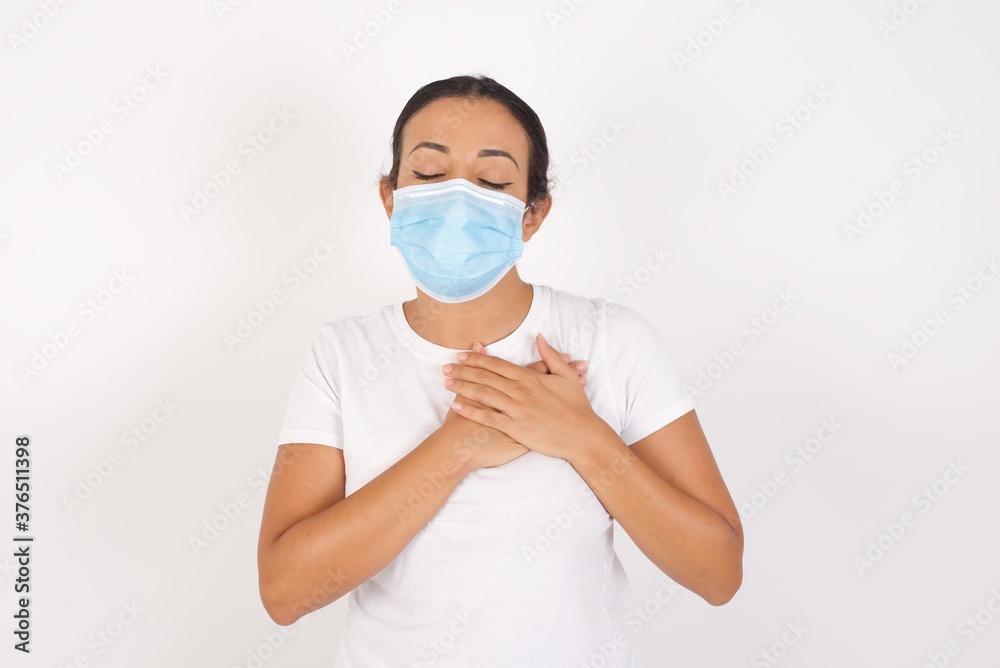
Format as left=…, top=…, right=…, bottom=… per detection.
left=257, top=429, right=474, bottom=626
left=441, top=333, right=743, bottom=606
left=570, top=410, right=743, bottom=606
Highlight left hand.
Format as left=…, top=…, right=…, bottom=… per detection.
left=442, top=333, right=609, bottom=461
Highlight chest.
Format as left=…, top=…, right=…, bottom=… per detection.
left=337, top=333, right=621, bottom=499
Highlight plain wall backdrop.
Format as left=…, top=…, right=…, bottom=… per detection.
left=2, top=0, right=999, bottom=666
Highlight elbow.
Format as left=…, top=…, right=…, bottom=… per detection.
left=260, top=579, right=298, bottom=627
left=705, top=513, right=744, bottom=606
left=264, top=605, right=297, bottom=627
left=259, top=551, right=291, bottom=625
left=259, top=561, right=309, bottom=627
left=261, top=585, right=317, bottom=627
left=704, top=560, right=743, bottom=606
left=704, top=580, right=741, bottom=606
left=259, top=563, right=351, bottom=626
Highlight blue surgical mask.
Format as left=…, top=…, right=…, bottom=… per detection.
left=389, top=178, right=530, bottom=303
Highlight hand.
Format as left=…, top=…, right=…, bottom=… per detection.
left=441, top=342, right=590, bottom=471
left=441, top=393, right=529, bottom=471
left=524, top=346, right=590, bottom=387
left=443, top=333, right=609, bottom=462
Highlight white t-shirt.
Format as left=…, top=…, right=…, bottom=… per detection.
left=276, top=283, right=695, bottom=668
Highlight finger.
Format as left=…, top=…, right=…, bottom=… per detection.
left=526, top=360, right=551, bottom=374
left=455, top=349, right=528, bottom=382
left=527, top=359, right=587, bottom=376
left=451, top=399, right=509, bottom=432
left=444, top=362, right=518, bottom=396
left=517, top=341, right=570, bottom=364
left=535, top=333, right=576, bottom=378
left=453, top=393, right=493, bottom=412
left=445, top=376, right=517, bottom=413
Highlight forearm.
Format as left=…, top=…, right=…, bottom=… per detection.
left=262, top=430, right=472, bottom=625
left=570, top=424, right=743, bottom=606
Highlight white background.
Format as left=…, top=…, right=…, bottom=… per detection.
left=2, top=0, right=999, bottom=666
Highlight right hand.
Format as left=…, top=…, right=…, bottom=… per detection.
left=441, top=343, right=589, bottom=471
left=442, top=393, right=529, bottom=471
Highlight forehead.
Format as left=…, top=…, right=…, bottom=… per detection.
left=402, top=97, right=529, bottom=157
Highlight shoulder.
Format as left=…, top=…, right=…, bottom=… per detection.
left=602, top=299, right=659, bottom=334
left=308, top=304, right=398, bottom=357
left=541, top=283, right=647, bottom=316
left=537, top=285, right=667, bottom=357
left=538, top=282, right=661, bottom=336
left=537, top=283, right=610, bottom=320
left=598, top=298, right=677, bottom=357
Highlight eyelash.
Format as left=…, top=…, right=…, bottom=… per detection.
left=412, top=171, right=510, bottom=191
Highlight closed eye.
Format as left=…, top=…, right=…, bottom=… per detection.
left=411, top=171, right=512, bottom=191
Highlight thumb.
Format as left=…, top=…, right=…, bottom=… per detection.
left=535, top=332, right=573, bottom=378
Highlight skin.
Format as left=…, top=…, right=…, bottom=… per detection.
left=257, top=97, right=742, bottom=628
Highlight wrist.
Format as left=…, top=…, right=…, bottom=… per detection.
left=416, top=426, right=468, bottom=481
left=568, top=417, right=626, bottom=473
left=432, top=420, right=482, bottom=476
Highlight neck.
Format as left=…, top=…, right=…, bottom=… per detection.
left=402, top=268, right=534, bottom=350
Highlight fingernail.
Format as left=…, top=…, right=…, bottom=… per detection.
left=457, top=352, right=468, bottom=361
left=575, top=361, right=588, bottom=371
left=442, top=364, right=453, bottom=374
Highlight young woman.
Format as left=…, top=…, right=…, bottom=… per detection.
left=257, top=75, right=743, bottom=667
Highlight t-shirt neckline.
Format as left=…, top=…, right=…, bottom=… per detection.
left=390, top=283, right=548, bottom=362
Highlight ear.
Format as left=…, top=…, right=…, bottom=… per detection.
left=522, top=193, right=552, bottom=243
left=379, top=178, right=394, bottom=219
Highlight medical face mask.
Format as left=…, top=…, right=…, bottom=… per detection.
left=389, top=177, right=530, bottom=303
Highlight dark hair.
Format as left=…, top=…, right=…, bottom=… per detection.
left=379, top=74, right=552, bottom=210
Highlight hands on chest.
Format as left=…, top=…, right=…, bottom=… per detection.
left=439, top=333, right=613, bottom=469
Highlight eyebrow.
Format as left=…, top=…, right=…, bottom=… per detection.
left=408, top=141, right=520, bottom=172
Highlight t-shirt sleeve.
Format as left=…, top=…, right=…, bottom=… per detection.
left=276, top=325, right=344, bottom=449
left=603, top=301, right=695, bottom=446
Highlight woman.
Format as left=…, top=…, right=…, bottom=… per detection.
left=257, top=74, right=743, bottom=667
